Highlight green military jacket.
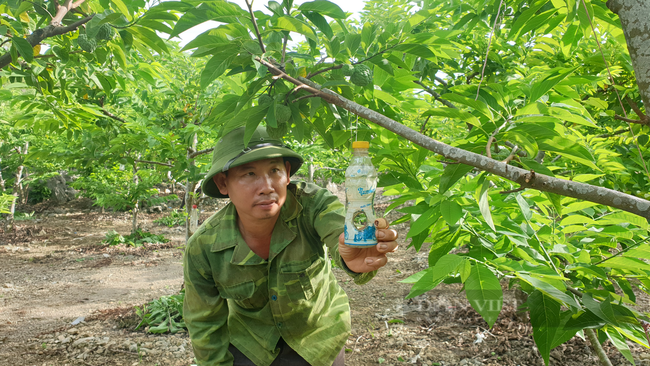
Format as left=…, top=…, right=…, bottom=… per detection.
left=183, top=182, right=376, bottom=366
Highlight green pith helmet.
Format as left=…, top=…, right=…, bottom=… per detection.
left=202, top=126, right=304, bottom=198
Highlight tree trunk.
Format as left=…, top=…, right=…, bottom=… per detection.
left=185, top=133, right=198, bottom=243
left=308, top=157, right=315, bottom=183
left=585, top=329, right=614, bottom=366
left=0, top=158, right=6, bottom=192
left=607, top=0, right=650, bottom=111
left=132, top=163, right=139, bottom=234
left=9, top=165, right=23, bottom=221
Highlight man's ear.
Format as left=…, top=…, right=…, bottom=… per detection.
left=214, top=173, right=228, bottom=195
left=285, top=161, right=291, bottom=185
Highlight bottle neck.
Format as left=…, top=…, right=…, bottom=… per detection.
left=352, top=148, right=369, bottom=157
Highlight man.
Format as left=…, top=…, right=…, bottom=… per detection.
left=184, top=126, right=398, bottom=366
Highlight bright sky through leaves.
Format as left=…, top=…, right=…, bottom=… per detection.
left=175, top=0, right=367, bottom=47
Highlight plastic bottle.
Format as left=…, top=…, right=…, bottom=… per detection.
left=190, top=204, right=198, bottom=233
left=344, top=141, right=378, bottom=247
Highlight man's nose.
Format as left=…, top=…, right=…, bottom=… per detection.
left=258, top=174, right=275, bottom=194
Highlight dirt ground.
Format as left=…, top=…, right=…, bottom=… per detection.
left=1, top=192, right=649, bottom=366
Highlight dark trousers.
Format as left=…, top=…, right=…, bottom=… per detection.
left=229, top=338, right=345, bottom=366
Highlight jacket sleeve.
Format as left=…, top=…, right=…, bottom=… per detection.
left=310, top=186, right=376, bottom=285
left=183, top=239, right=233, bottom=366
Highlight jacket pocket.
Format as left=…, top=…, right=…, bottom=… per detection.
left=218, top=280, right=258, bottom=309
left=281, top=257, right=326, bottom=302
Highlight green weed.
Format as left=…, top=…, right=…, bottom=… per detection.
left=153, top=209, right=187, bottom=227
left=135, top=290, right=186, bottom=334
left=103, top=229, right=168, bottom=247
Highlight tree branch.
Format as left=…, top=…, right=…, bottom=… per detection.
left=51, top=0, right=85, bottom=26
left=626, top=96, right=647, bottom=120
left=244, top=0, right=265, bottom=54
left=614, top=114, right=650, bottom=124
left=188, top=147, right=215, bottom=159
left=102, top=109, right=126, bottom=123
left=0, top=15, right=94, bottom=69
left=597, top=128, right=630, bottom=138
left=413, top=80, right=457, bottom=109
left=134, top=159, right=173, bottom=167
left=262, top=67, right=650, bottom=219
left=35, top=50, right=83, bottom=59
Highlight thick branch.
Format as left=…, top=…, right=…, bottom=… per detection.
left=256, top=63, right=650, bottom=219
left=0, top=15, right=94, bottom=69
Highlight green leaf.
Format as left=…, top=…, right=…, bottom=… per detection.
left=440, top=199, right=463, bottom=226
left=517, top=274, right=579, bottom=308
left=302, top=11, right=333, bottom=39
left=423, top=108, right=481, bottom=127
left=407, top=206, right=439, bottom=239
left=528, top=68, right=577, bottom=103
left=200, top=51, right=237, bottom=88
left=477, top=179, right=495, bottom=231
left=428, top=229, right=462, bottom=267
left=465, top=263, right=502, bottom=328
left=242, top=105, right=269, bottom=146
left=111, top=0, right=130, bottom=18
left=439, top=163, right=473, bottom=194
left=393, top=44, right=436, bottom=60
left=515, top=193, right=532, bottom=220
left=509, top=1, right=550, bottom=40
left=405, top=254, right=464, bottom=299
left=298, top=1, right=346, bottom=18
left=598, top=211, right=648, bottom=229
left=582, top=294, right=619, bottom=327
left=551, top=311, right=580, bottom=349
left=606, top=327, right=636, bottom=365
left=528, top=290, right=560, bottom=366
left=12, top=36, right=33, bottom=63
left=170, top=2, right=244, bottom=38
left=276, top=17, right=318, bottom=42
left=598, top=256, right=650, bottom=272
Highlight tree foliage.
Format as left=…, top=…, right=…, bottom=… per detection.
left=2, top=0, right=650, bottom=364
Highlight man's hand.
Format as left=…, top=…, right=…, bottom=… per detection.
left=338, top=219, right=399, bottom=273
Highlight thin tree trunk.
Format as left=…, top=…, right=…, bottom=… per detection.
left=132, top=163, right=139, bottom=234
left=185, top=133, right=198, bottom=243
left=308, top=157, right=315, bottom=183
left=9, top=165, right=23, bottom=221
left=607, top=0, right=650, bottom=111
left=0, top=158, right=6, bottom=192
left=585, top=329, right=614, bottom=366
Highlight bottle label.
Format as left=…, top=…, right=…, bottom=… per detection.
left=344, top=195, right=377, bottom=247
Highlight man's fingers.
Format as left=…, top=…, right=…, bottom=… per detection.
left=376, top=228, right=398, bottom=242
left=376, top=240, right=398, bottom=253
left=374, top=218, right=389, bottom=229
left=364, top=255, right=388, bottom=269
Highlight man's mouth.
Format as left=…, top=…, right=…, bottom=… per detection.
left=255, top=199, right=277, bottom=208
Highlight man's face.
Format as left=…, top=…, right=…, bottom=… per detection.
left=214, top=158, right=291, bottom=222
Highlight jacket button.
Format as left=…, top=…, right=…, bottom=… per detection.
left=271, top=295, right=277, bottom=301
